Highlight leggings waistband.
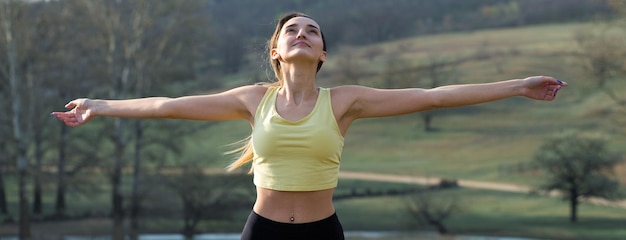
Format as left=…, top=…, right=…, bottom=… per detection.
left=240, top=211, right=344, bottom=240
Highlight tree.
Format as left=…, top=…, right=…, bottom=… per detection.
left=74, top=1, right=212, bottom=238
left=120, top=2, right=209, bottom=238
left=406, top=190, right=460, bottom=235
left=574, top=29, right=626, bottom=107
left=38, top=0, right=104, bottom=219
left=0, top=0, right=31, bottom=238
left=532, top=131, right=624, bottom=222
left=23, top=1, right=71, bottom=219
left=159, top=168, right=253, bottom=240
left=574, top=1, right=626, bottom=128
left=0, top=0, right=92, bottom=224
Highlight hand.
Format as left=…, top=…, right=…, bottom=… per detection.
left=51, top=98, right=94, bottom=127
left=521, top=76, right=568, bottom=101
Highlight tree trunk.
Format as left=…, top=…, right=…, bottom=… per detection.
left=55, top=124, right=67, bottom=216
left=18, top=158, right=30, bottom=240
left=0, top=137, right=8, bottom=216
left=32, top=131, right=43, bottom=217
left=423, top=211, right=448, bottom=235
left=432, top=221, right=449, bottom=235
left=569, top=188, right=578, bottom=223
left=0, top=167, right=7, bottom=215
left=182, top=203, right=199, bottom=240
left=2, top=2, right=31, bottom=238
left=423, top=113, right=433, bottom=132
left=130, top=120, right=143, bottom=240
left=112, top=118, right=126, bottom=240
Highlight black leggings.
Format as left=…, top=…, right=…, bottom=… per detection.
left=240, top=211, right=345, bottom=240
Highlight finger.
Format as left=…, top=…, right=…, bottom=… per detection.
left=54, top=113, right=78, bottom=122
left=51, top=111, right=72, bottom=118
left=65, top=101, right=78, bottom=109
left=62, top=116, right=82, bottom=126
left=555, top=79, right=568, bottom=87
left=64, top=119, right=80, bottom=127
left=55, top=115, right=73, bottom=122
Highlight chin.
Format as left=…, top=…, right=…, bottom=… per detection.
left=285, top=52, right=318, bottom=62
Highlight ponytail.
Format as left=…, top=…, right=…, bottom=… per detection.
left=226, top=135, right=254, bottom=173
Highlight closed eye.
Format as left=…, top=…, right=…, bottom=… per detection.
left=283, top=23, right=321, bottom=35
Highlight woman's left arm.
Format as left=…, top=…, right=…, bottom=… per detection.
left=340, top=76, right=567, bottom=120
left=426, top=76, right=567, bottom=107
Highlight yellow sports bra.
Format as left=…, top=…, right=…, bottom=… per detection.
left=251, top=86, right=344, bottom=191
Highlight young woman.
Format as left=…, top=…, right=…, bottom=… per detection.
left=52, top=12, right=567, bottom=240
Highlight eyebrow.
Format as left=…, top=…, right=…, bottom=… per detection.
left=285, top=23, right=320, bottom=31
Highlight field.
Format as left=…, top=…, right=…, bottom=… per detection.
left=4, top=22, right=626, bottom=239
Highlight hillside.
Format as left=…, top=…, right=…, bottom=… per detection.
left=332, top=22, right=626, bottom=185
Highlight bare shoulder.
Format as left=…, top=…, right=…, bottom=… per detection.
left=234, top=84, right=273, bottom=119
left=329, top=85, right=380, bottom=103
left=330, top=84, right=371, bottom=92
left=227, top=83, right=270, bottom=101
left=328, top=85, right=372, bottom=121
left=230, top=83, right=269, bottom=94
left=329, top=85, right=370, bottom=98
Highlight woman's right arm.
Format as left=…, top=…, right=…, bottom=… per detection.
left=51, top=85, right=264, bottom=127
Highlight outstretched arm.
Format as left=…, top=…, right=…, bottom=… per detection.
left=51, top=85, right=264, bottom=127
left=339, top=76, right=567, bottom=120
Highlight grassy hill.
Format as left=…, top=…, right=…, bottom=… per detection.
left=331, top=22, right=626, bottom=184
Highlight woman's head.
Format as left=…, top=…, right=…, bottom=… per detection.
left=268, top=12, right=327, bottom=85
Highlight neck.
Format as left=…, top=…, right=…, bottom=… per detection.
left=278, top=62, right=318, bottom=105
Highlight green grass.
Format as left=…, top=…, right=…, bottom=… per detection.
left=336, top=188, right=626, bottom=240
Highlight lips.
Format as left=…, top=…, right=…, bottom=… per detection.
left=292, top=41, right=310, bottom=47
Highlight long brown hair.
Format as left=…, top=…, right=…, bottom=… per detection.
left=226, top=12, right=327, bottom=172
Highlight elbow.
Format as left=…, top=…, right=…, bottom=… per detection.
left=153, top=98, right=176, bottom=118
left=422, top=89, right=446, bottom=110
left=428, top=98, right=444, bottom=110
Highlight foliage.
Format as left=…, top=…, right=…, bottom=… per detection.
left=532, top=131, right=624, bottom=222
left=575, top=28, right=626, bottom=104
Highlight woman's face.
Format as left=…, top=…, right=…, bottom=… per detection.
left=272, top=17, right=326, bottom=66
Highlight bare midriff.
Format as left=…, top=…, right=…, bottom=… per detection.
left=253, top=186, right=335, bottom=224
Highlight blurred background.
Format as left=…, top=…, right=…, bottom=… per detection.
left=1, top=0, right=625, bottom=239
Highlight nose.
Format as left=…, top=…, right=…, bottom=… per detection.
left=296, top=28, right=306, bottom=39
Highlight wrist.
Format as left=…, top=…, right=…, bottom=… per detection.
left=499, top=78, right=525, bottom=97
left=87, top=99, right=104, bottom=116
left=515, top=78, right=527, bottom=97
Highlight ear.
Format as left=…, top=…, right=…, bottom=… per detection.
left=319, top=51, right=327, bottom=62
left=270, top=48, right=281, bottom=60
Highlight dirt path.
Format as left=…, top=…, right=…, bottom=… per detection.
left=339, top=171, right=626, bottom=209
